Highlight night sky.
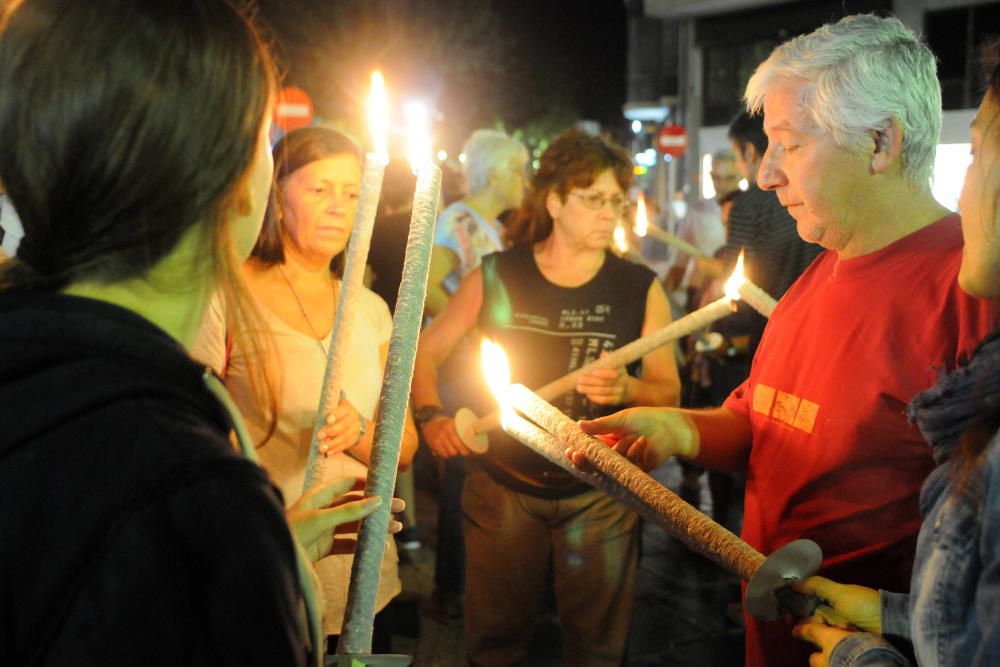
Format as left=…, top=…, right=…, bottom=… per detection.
left=256, top=0, right=627, bottom=152
left=494, top=1, right=627, bottom=127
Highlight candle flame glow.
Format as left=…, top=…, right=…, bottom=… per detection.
left=724, top=250, right=748, bottom=301
left=481, top=339, right=512, bottom=422
left=613, top=224, right=628, bottom=254
left=634, top=194, right=649, bottom=237
left=368, top=71, right=388, bottom=162
left=405, top=101, right=432, bottom=173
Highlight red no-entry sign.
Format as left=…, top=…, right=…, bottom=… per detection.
left=656, top=124, right=688, bottom=157
left=274, top=86, right=314, bottom=132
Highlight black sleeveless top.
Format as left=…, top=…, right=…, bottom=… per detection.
left=477, top=244, right=655, bottom=498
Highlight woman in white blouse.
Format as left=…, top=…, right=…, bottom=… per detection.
left=193, top=127, right=418, bottom=652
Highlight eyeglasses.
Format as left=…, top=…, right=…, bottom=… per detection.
left=568, top=191, right=627, bottom=213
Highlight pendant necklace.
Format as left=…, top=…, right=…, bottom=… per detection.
left=277, top=263, right=338, bottom=358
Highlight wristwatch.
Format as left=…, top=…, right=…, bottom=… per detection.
left=413, top=404, right=446, bottom=429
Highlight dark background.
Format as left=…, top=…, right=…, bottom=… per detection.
left=255, top=0, right=627, bottom=155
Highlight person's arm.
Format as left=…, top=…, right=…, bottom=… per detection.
left=397, top=388, right=419, bottom=470
left=788, top=576, right=914, bottom=666
left=794, top=576, right=883, bottom=633
left=411, top=267, right=484, bottom=458
left=793, top=621, right=910, bottom=667
left=633, top=279, right=681, bottom=406
left=424, top=244, right=460, bottom=318
left=319, top=345, right=419, bottom=471
left=575, top=279, right=680, bottom=407
left=319, top=291, right=417, bottom=470
left=695, top=256, right=726, bottom=281
left=576, top=405, right=752, bottom=473
left=286, top=476, right=388, bottom=562
left=974, top=450, right=1000, bottom=664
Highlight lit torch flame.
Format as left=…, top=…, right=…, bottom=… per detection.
left=613, top=224, right=629, bottom=254
left=368, top=71, right=388, bottom=163
left=405, top=101, right=432, bottom=174
left=481, top=339, right=512, bottom=424
left=724, top=250, right=748, bottom=301
left=634, top=193, right=649, bottom=237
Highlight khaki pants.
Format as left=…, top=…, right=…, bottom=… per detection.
left=462, top=467, right=638, bottom=667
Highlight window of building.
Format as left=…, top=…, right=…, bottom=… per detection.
left=697, top=0, right=891, bottom=126
left=925, top=2, right=1000, bottom=110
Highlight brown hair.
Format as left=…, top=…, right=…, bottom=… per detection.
left=251, top=126, right=363, bottom=277
left=505, top=128, right=632, bottom=246
left=952, top=39, right=1000, bottom=496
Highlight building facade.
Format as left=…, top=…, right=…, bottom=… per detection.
left=626, top=0, right=1000, bottom=209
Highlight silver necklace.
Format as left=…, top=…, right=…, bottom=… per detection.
left=277, top=264, right=334, bottom=358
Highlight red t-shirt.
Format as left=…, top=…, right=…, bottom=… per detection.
left=723, top=214, right=998, bottom=667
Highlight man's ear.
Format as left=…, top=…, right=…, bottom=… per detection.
left=870, top=118, right=903, bottom=175
left=546, top=189, right=562, bottom=222
left=742, top=143, right=762, bottom=172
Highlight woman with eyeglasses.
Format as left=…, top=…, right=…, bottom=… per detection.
left=411, top=127, right=680, bottom=666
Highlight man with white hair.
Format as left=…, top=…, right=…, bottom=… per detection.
left=575, top=15, right=998, bottom=666
left=424, top=129, right=529, bottom=316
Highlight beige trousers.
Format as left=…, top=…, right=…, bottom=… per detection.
left=462, top=467, right=638, bottom=666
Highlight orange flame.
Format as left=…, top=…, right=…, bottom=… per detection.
left=634, top=193, right=649, bottom=237
left=724, top=250, right=747, bottom=301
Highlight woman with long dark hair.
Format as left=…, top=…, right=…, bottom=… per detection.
left=790, top=40, right=1000, bottom=667
left=0, top=1, right=381, bottom=664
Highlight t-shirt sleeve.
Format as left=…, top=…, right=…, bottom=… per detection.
left=723, top=377, right=752, bottom=418
left=190, top=289, right=228, bottom=375
left=434, top=208, right=464, bottom=258
left=827, top=633, right=911, bottom=667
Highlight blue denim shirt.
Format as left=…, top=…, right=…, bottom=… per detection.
left=828, top=430, right=1000, bottom=666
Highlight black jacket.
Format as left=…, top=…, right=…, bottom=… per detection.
left=0, top=292, right=307, bottom=666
